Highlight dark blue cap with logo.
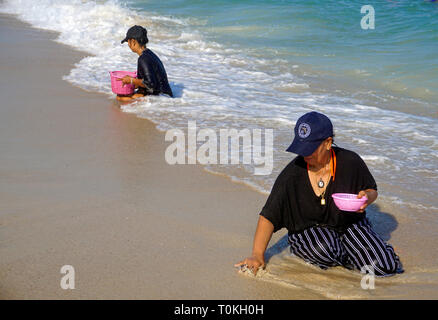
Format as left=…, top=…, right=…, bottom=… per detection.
left=286, top=111, right=333, bottom=157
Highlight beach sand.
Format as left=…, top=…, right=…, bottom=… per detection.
left=0, top=13, right=322, bottom=299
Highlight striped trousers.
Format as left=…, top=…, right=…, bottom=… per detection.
left=287, top=218, right=404, bottom=277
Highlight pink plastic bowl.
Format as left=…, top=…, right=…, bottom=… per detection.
left=332, top=193, right=368, bottom=212
left=109, top=71, right=137, bottom=95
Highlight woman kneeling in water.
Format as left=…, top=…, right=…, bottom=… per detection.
left=117, top=25, right=173, bottom=101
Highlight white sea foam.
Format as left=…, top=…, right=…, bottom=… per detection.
left=361, top=155, right=390, bottom=164
left=351, top=137, right=368, bottom=145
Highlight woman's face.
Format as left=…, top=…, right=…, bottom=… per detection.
left=127, top=39, right=139, bottom=52
left=303, top=137, right=332, bottom=167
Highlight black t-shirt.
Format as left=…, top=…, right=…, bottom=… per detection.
left=260, top=147, right=377, bottom=234
left=137, top=49, right=173, bottom=97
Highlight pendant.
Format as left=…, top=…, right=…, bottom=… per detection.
left=318, top=178, right=325, bottom=188
left=321, top=198, right=326, bottom=205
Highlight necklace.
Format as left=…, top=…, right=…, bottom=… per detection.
left=321, top=189, right=327, bottom=205
left=318, top=178, right=325, bottom=188
left=318, top=166, right=330, bottom=205
left=316, top=158, right=331, bottom=189
left=307, top=149, right=337, bottom=206
left=318, top=175, right=329, bottom=205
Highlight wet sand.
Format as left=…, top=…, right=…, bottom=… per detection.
left=0, top=13, right=321, bottom=299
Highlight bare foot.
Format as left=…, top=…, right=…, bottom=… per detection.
left=116, top=93, right=145, bottom=102
left=116, top=95, right=134, bottom=102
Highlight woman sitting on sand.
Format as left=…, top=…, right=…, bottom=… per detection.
left=236, top=111, right=403, bottom=277
left=117, top=25, right=173, bottom=101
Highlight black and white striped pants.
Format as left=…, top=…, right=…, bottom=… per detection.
left=287, top=218, right=404, bottom=277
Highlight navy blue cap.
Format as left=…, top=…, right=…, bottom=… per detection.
left=286, top=111, right=333, bottom=157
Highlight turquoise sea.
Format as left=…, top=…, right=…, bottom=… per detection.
left=128, top=0, right=438, bottom=114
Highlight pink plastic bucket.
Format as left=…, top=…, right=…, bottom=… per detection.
left=332, top=193, right=368, bottom=212
left=109, top=71, right=137, bottom=95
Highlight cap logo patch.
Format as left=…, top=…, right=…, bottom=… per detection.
left=298, top=123, right=311, bottom=138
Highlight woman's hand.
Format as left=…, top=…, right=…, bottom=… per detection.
left=234, top=255, right=265, bottom=275
left=119, top=75, right=133, bottom=85
left=117, top=76, right=143, bottom=88
left=234, top=216, right=274, bottom=276
left=356, top=189, right=378, bottom=213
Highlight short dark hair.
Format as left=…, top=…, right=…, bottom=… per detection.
left=136, top=31, right=149, bottom=47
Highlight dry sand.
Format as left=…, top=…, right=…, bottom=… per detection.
left=0, top=13, right=323, bottom=299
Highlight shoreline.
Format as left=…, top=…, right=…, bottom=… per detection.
left=0, top=12, right=316, bottom=299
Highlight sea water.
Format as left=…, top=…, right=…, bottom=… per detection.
left=2, top=0, right=437, bottom=298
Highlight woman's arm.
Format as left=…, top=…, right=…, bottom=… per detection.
left=120, top=76, right=146, bottom=88
left=234, top=215, right=274, bottom=275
